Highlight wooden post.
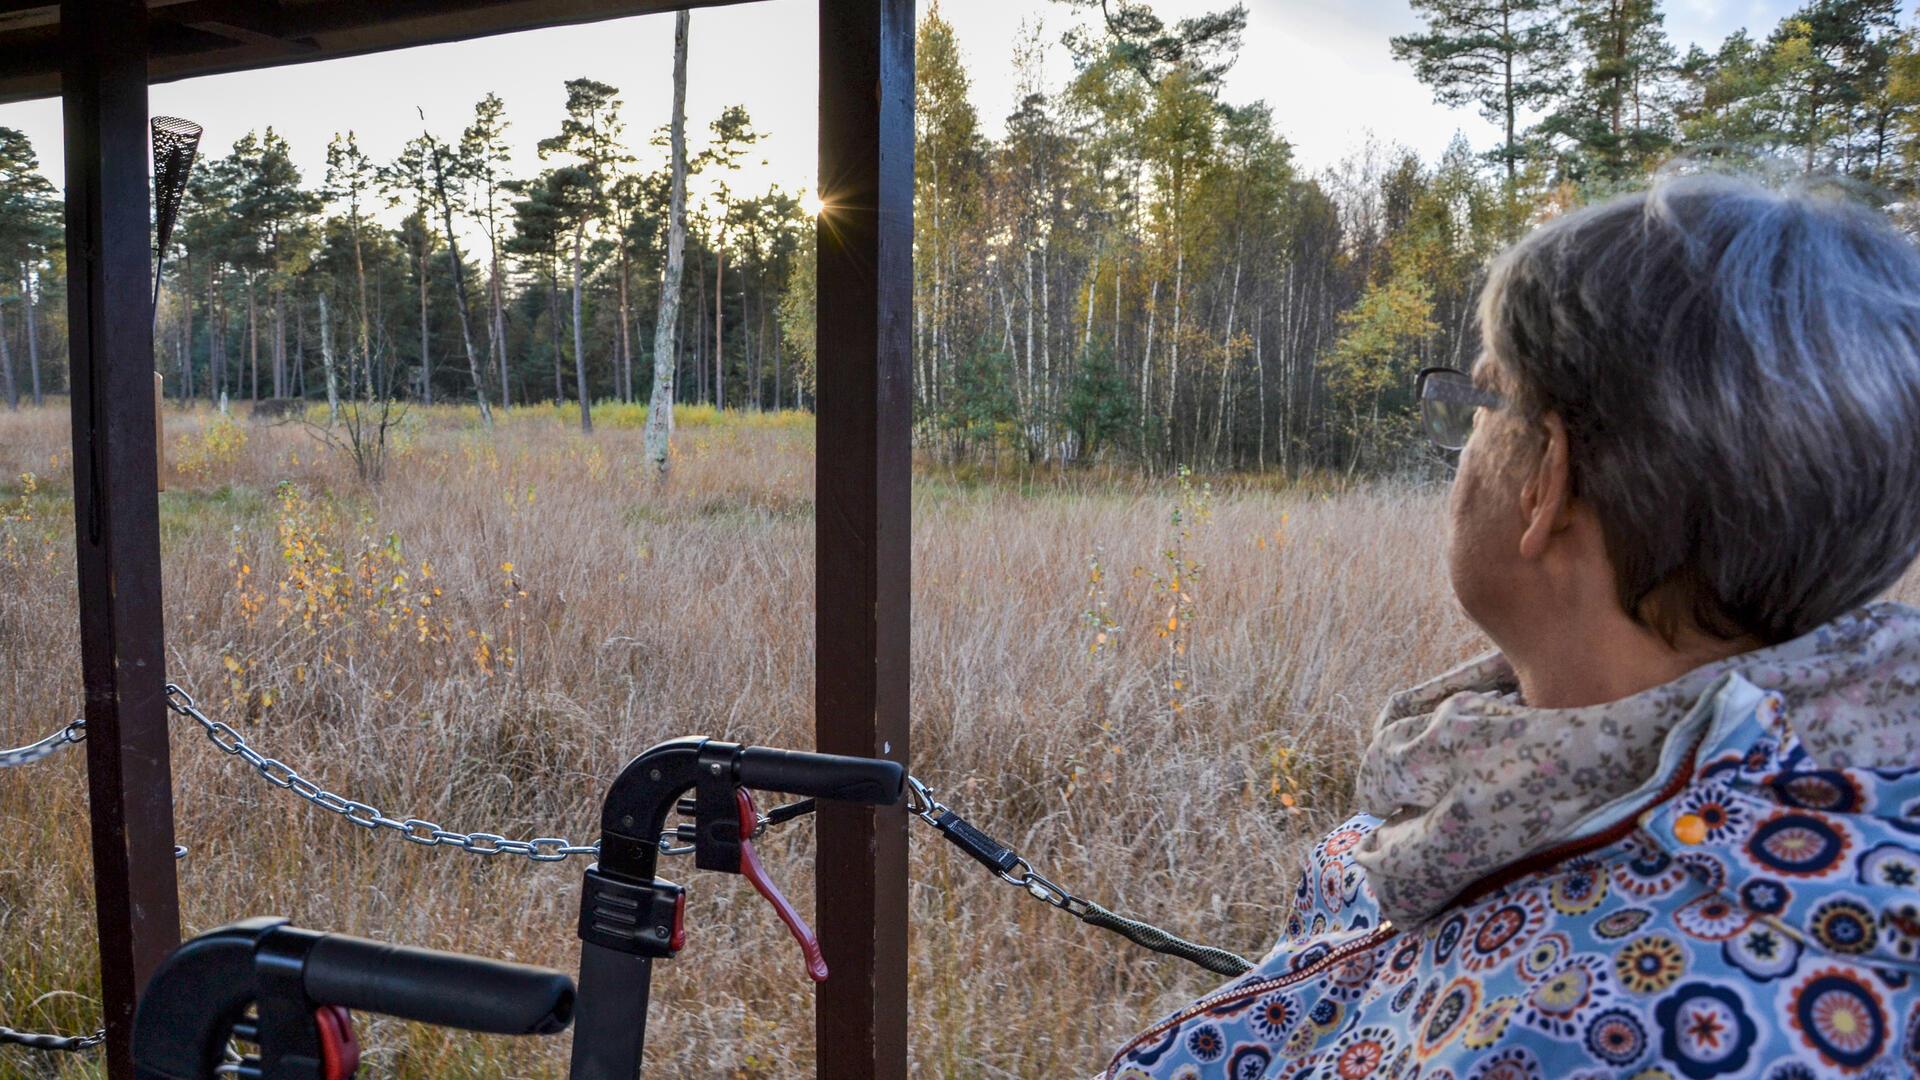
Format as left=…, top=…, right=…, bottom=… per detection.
left=62, top=2, right=182, bottom=1074
left=814, top=0, right=913, bottom=1076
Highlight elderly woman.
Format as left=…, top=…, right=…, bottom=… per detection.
left=1102, top=174, right=1920, bottom=1079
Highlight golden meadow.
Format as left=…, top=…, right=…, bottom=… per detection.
left=8, top=403, right=1910, bottom=1077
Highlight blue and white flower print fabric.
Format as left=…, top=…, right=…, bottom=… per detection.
left=1100, top=675, right=1920, bottom=1079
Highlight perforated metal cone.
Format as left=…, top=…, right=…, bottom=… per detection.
left=152, top=116, right=203, bottom=257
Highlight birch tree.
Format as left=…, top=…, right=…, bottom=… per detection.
left=645, top=11, right=692, bottom=473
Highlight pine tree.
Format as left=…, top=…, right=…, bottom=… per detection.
left=697, top=104, right=761, bottom=411
left=1391, top=0, right=1567, bottom=185
left=0, top=127, right=57, bottom=407
left=539, top=77, right=631, bottom=433
left=420, top=111, right=493, bottom=426
left=1543, top=0, right=1677, bottom=186
left=461, top=94, right=516, bottom=406
left=323, top=132, right=378, bottom=399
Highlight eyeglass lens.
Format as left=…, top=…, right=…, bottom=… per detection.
left=1420, top=372, right=1480, bottom=450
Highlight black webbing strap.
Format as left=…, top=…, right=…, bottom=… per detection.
left=929, top=809, right=1020, bottom=875
left=908, top=777, right=1255, bottom=978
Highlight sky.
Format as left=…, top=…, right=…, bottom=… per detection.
left=0, top=0, right=1889, bottom=209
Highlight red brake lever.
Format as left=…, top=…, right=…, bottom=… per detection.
left=736, top=788, right=829, bottom=982
left=314, top=1005, right=359, bottom=1080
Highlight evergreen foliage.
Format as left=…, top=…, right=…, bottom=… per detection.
left=1, top=0, right=1916, bottom=476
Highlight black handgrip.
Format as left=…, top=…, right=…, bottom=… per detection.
left=304, top=934, right=575, bottom=1035
left=736, top=746, right=905, bottom=805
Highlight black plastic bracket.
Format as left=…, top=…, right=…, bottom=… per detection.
left=695, top=743, right=744, bottom=873
left=578, top=868, right=685, bottom=959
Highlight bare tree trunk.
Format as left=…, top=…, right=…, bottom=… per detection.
left=549, top=268, right=564, bottom=403
left=320, top=292, right=340, bottom=423
left=1255, top=304, right=1265, bottom=470
left=645, top=10, right=692, bottom=474
left=294, top=292, right=306, bottom=398
left=1022, top=246, right=1034, bottom=424
left=571, top=228, right=591, bottom=433
left=427, top=136, right=495, bottom=427
left=350, top=218, right=372, bottom=386
left=0, top=303, right=16, bottom=408
left=618, top=250, right=633, bottom=403
left=491, top=261, right=510, bottom=406
left=1141, top=278, right=1158, bottom=456
left=1083, top=245, right=1099, bottom=355
left=1040, top=243, right=1051, bottom=446
left=208, top=267, right=225, bottom=400
left=272, top=289, right=287, bottom=399
left=1211, top=255, right=1241, bottom=464
left=248, top=277, right=259, bottom=401
left=23, top=264, right=43, bottom=405
left=176, top=258, right=192, bottom=400
left=714, top=237, right=725, bottom=409
left=695, top=250, right=708, bottom=403
left=1167, top=245, right=1184, bottom=462
left=753, top=289, right=765, bottom=409
left=417, top=239, right=433, bottom=404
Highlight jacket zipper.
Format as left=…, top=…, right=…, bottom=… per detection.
left=1437, top=731, right=1708, bottom=913
left=1102, top=922, right=1399, bottom=1076
left=1103, top=729, right=1717, bottom=1075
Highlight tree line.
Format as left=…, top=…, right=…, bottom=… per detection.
left=1, top=0, right=1917, bottom=475
left=909, top=0, right=1920, bottom=473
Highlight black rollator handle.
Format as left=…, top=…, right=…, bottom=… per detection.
left=133, top=917, right=574, bottom=1080
left=304, top=934, right=574, bottom=1035
left=737, top=745, right=905, bottom=805
left=571, top=736, right=906, bottom=1080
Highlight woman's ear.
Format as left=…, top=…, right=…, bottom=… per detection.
left=1518, top=412, right=1573, bottom=560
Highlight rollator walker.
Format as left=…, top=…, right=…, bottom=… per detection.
left=132, top=737, right=904, bottom=1080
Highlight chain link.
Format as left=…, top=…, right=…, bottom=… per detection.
left=2, top=717, right=127, bottom=1055
left=0, top=717, right=85, bottom=769
left=163, top=684, right=601, bottom=864
left=0, top=1025, right=106, bottom=1052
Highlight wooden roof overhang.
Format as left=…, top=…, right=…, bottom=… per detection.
left=0, top=0, right=772, bottom=103
left=43, top=1, right=915, bottom=1077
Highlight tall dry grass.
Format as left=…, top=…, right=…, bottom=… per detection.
left=6, top=401, right=1900, bottom=1077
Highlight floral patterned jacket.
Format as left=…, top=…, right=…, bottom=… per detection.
left=1100, top=674, right=1920, bottom=1079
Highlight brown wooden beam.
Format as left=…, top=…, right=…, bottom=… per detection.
left=0, top=0, right=762, bottom=105
left=813, top=0, right=913, bottom=1076
left=61, top=1, right=182, bottom=1075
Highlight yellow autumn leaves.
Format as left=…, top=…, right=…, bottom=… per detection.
left=221, top=481, right=520, bottom=710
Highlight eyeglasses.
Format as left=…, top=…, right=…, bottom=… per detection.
left=1416, top=367, right=1505, bottom=451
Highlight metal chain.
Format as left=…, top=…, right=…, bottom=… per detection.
left=163, top=683, right=601, bottom=863
left=1, top=716, right=112, bottom=1057
left=0, top=717, right=85, bottom=769
left=0, top=1025, right=106, bottom=1052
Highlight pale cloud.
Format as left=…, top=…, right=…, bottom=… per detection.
left=0, top=0, right=1892, bottom=207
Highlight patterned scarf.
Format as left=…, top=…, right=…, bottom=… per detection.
left=1352, top=601, right=1920, bottom=926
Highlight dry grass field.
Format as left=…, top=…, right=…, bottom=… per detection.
left=14, top=400, right=1885, bottom=1077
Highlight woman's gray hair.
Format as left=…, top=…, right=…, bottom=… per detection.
left=1480, top=172, right=1920, bottom=644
